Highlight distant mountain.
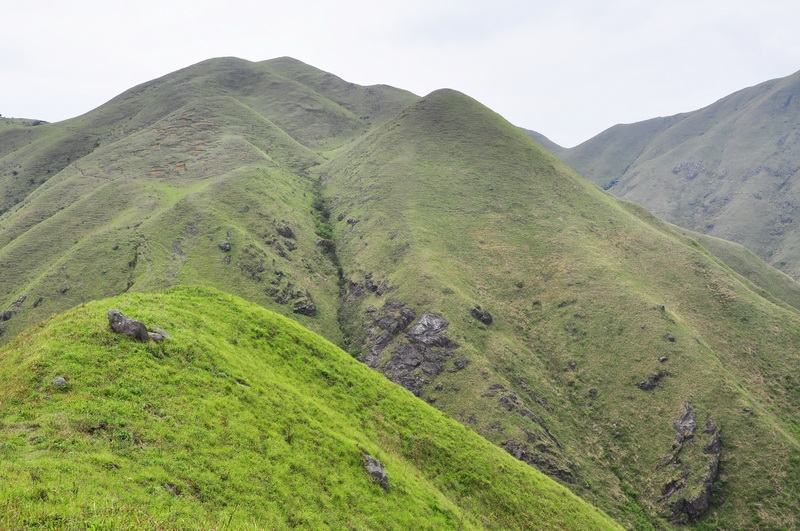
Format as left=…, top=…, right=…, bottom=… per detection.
left=0, top=286, right=620, bottom=529
left=537, top=69, right=800, bottom=279
left=4, top=57, right=800, bottom=528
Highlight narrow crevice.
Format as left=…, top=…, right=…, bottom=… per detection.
left=310, top=179, right=350, bottom=346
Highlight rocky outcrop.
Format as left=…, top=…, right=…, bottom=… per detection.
left=383, top=311, right=458, bottom=395
left=657, top=402, right=721, bottom=523
left=292, top=299, right=317, bottom=317
left=345, top=272, right=390, bottom=302
left=108, top=310, right=171, bottom=343
left=485, top=383, right=573, bottom=482
left=637, top=370, right=669, bottom=390
left=363, top=454, right=389, bottom=492
left=470, top=305, right=493, bottom=324
left=108, top=310, right=149, bottom=342
left=362, top=300, right=415, bottom=367
left=361, top=301, right=458, bottom=396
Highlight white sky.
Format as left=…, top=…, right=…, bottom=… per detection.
left=3, top=0, right=799, bottom=147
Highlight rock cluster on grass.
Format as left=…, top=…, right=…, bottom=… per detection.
left=657, top=402, right=721, bottom=523
left=637, top=370, right=669, bottom=391
left=108, top=309, right=170, bottom=343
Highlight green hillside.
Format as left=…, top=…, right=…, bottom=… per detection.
left=321, top=88, right=800, bottom=529
left=3, top=58, right=800, bottom=529
left=0, top=57, right=417, bottom=343
left=0, top=286, right=620, bottom=529
left=543, top=69, right=800, bottom=280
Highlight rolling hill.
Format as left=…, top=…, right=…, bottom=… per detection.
left=538, top=68, right=800, bottom=279
left=0, top=286, right=620, bottom=529
left=3, top=57, right=800, bottom=529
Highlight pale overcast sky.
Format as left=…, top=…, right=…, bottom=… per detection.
left=3, top=0, right=799, bottom=147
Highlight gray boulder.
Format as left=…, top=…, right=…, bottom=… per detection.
left=108, top=309, right=149, bottom=342
left=363, top=454, right=389, bottom=492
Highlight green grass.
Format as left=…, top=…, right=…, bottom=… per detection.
left=0, top=286, right=621, bottom=530
left=4, top=57, right=800, bottom=529
left=319, top=88, right=800, bottom=528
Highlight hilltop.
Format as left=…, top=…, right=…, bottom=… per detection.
left=0, top=286, right=620, bottom=529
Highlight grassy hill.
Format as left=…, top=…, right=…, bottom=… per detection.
left=0, top=57, right=418, bottom=343
left=320, top=88, right=800, bottom=529
left=4, top=58, right=800, bottom=529
left=0, top=286, right=620, bottom=529
left=540, top=69, right=800, bottom=279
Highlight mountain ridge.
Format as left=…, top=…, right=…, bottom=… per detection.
left=4, top=57, right=800, bottom=528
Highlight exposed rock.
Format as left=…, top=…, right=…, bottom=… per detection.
left=673, top=402, right=696, bottom=444
left=501, top=439, right=573, bottom=482
left=361, top=300, right=415, bottom=367
left=470, top=305, right=493, bottom=324
left=375, top=307, right=416, bottom=335
left=666, top=334, right=676, bottom=342
left=407, top=312, right=452, bottom=347
left=363, top=455, right=389, bottom=492
left=276, top=224, right=295, bottom=239
left=346, top=273, right=391, bottom=301
left=292, top=299, right=317, bottom=317
left=108, top=309, right=149, bottom=342
left=382, top=312, right=458, bottom=395
left=12, top=295, right=26, bottom=307
left=637, top=370, right=669, bottom=390
left=453, top=357, right=468, bottom=370
left=219, top=241, right=231, bottom=252
left=659, top=356, right=669, bottom=363
left=153, top=327, right=171, bottom=340
left=659, top=402, right=721, bottom=523
left=0, top=310, right=11, bottom=322
left=33, top=297, right=43, bottom=308
left=704, top=418, right=722, bottom=454
left=316, top=239, right=335, bottom=252
left=52, top=377, right=68, bottom=387
left=148, top=332, right=165, bottom=343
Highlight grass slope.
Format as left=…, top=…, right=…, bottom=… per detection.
left=0, top=286, right=620, bottom=530
left=0, top=57, right=418, bottom=344
left=5, top=58, right=800, bottom=530
left=320, top=89, right=800, bottom=529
